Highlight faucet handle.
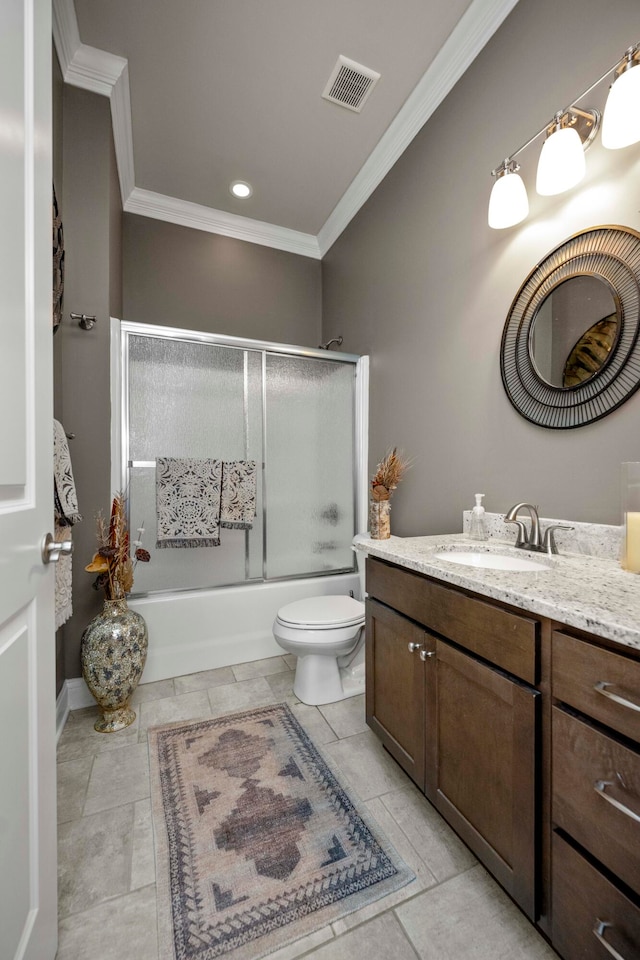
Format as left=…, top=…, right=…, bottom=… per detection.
left=542, top=524, right=574, bottom=555
left=504, top=516, right=528, bottom=547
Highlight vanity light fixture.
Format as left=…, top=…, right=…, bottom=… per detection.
left=602, top=44, right=640, bottom=149
left=230, top=180, right=253, bottom=199
left=536, top=108, right=599, bottom=196
left=488, top=40, right=638, bottom=228
left=488, top=159, right=529, bottom=229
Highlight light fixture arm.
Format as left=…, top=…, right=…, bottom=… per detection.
left=491, top=42, right=639, bottom=171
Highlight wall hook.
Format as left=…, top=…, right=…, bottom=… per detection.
left=70, top=312, right=97, bottom=330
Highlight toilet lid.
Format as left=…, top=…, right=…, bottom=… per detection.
left=277, top=595, right=365, bottom=629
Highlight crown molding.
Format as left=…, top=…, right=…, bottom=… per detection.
left=316, top=0, right=521, bottom=256
left=125, top=188, right=322, bottom=259
left=53, top=0, right=518, bottom=259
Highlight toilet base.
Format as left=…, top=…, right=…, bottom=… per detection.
left=293, top=653, right=365, bottom=706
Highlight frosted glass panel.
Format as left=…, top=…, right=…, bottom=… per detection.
left=129, top=336, right=248, bottom=460
left=123, top=332, right=358, bottom=595
left=265, top=355, right=355, bottom=579
left=126, top=336, right=263, bottom=594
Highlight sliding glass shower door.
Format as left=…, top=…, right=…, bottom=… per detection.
left=264, top=353, right=355, bottom=578
left=119, top=324, right=362, bottom=597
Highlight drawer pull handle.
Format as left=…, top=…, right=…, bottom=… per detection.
left=594, top=780, right=640, bottom=823
left=593, top=920, right=630, bottom=960
left=594, top=681, right=640, bottom=714
left=419, top=649, right=435, bottom=661
left=408, top=642, right=422, bottom=653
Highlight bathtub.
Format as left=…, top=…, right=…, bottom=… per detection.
left=128, top=571, right=359, bottom=684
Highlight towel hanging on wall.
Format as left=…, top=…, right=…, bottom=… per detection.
left=156, top=457, right=223, bottom=548
left=220, top=460, right=257, bottom=529
left=53, top=419, right=81, bottom=629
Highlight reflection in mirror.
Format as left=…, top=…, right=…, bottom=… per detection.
left=530, top=275, right=618, bottom=388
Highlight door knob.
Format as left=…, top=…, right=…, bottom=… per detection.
left=408, top=641, right=422, bottom=653
left=419, top=649, right=435, bottom=661
left=42, top=532, right=74, bottom=564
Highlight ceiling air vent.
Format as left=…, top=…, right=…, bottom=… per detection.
left=322, top=56, right=381, bottom=113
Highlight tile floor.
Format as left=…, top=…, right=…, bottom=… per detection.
left=56, top=655, right=558, bottom=960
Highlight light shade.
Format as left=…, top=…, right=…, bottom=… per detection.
left=602, top=64, right=640, bottom=149
left=536, top=126, right=585, bottom=196
left=488, top=169, right=529, bottom=229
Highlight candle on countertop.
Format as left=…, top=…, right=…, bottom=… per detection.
left=623, top=511, right=640, bottom=573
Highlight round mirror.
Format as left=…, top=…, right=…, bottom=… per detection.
left=529, top=275, right=619, bottom=388
left=500, top=225, right=640, bottom=429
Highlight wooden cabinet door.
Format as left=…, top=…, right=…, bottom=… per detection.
left=366, top=598, right=426, bottom=788
left=426, top=640, right=539, bottom=919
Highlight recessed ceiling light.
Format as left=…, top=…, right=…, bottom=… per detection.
left=230, top=180, right=253, bottom=199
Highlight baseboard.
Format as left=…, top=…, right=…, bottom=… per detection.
left=56, top=683, right=69, bottom=742
left=57, top=676, right=96, bottom=739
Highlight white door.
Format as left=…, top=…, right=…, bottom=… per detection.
left=0, top=0, right=57, bottom=958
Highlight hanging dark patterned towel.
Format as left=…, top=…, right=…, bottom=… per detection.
left=53, top=420, right=81, bottom=629
left=221, top=460, right=257, bottom=529
left=52, top=184, right=64, bottom=334
left=156, top=458, right=222, bottom=548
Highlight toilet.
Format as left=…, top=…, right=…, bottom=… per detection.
left=272, top=543, right=367, bottom=705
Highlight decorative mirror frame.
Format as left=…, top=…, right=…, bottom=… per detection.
left=500, top=225, right=640, bottom=429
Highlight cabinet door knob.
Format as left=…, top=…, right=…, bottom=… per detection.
left=408, top=642, right=422, bottom=653
left=419, top=649, right=435, bottom=661
left=593, top=920, right=631, bottom=960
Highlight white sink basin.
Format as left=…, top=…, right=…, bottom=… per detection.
left=434, top=550, right=548, bottom=572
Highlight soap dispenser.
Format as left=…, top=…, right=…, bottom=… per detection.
left=469, top=493, right=488, bottom=541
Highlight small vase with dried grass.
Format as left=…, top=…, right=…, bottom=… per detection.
left=369, top=448, right=410, bottom=539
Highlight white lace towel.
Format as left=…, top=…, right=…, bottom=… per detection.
left=156, top=457, right=223, bottom=548
left=221, top=460, right=257, bottom=529
left=55, top=522, right=73, bottom=629
left=53, top=420, right=81, bottom=629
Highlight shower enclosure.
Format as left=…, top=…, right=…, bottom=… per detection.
left=110, top=321, right=368, bottom=681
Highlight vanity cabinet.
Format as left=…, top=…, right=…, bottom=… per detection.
left=551, top=630, right=640, bottom=959
left=365, top=557, right=540, bottom=919
left=364, top=550, right=640, bottom=958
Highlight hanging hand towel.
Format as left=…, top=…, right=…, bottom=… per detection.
left=156, top=458, right=222, bottom=548
left=53, top=420, right=81, bottom=629
left=53, top=419, right=82, bottom=526
left=220, top=460, right=257, bottom=529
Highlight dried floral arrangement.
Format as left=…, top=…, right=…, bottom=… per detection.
left=86, top=493, right=150, bottom=600
left=371, top=448, right=410, bottom=501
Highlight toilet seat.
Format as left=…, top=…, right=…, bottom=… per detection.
left=276, top=595, right=365, bottom=630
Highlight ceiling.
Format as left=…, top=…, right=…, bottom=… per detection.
left=54, top=0, right=520, bottom=257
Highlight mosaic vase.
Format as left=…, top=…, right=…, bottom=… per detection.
left=369, top=499, right=391, bottom=539
left=80, top=598, right=148, bottom=733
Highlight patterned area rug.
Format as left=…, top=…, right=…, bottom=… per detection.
left=148, top=704, right=414, bottom=960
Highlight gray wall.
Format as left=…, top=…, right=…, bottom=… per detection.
left=122, top=216, right=322, bottom=346
left=56, top=85, right=120, bottom=682
left=322, top=0, right=640, bottom=534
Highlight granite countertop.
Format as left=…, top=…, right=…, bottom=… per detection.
left=354, top=533, right=640, bottom=652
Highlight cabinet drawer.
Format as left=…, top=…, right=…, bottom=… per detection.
left=366, top=557, right=539, bottom=684
left=552, top=833, right=640, bottom=960
left=553, top=631, right=640, bottom=742
left=552, top=706, right=640, bottom=893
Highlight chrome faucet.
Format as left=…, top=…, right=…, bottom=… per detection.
left=504, top=502, right=573, bottom=555
left=504, top=503, right=542, bottom=549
